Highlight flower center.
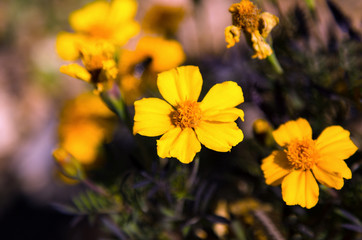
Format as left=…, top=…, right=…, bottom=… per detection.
left=285, top=139, right=318, bottom=170
left=89, top=24, right=113, bottom=39
left=229, top=0, right=261, bottom=32
left=170, top=101, right=202, bottom=129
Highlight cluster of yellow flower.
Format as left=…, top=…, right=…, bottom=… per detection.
left=54, top=0, right=358, bottom=210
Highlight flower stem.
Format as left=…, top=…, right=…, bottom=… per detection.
left=267, top=51, right=283, bottom=75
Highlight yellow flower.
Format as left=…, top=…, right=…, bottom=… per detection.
left=57, top=92, right=116, bottom=166
left=225, top=0, right=278, bottom=59
left=53, top=147, right=85, bottom=184
left=141, top=4, right=185, bottom=36
left=261, top=118, right=358, bottom=208
left=56, top=0, right=140, bottom=60
left=60, top=40, right=118, bottom=93
left=133, top=66, right=244, bottom=164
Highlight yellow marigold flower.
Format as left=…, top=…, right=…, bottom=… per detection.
left=142, top=4, right=185, bottom=36
left=60, top=40, right=118, bottom=93
left=261, top=118, right=358, bottom=208
left=56, top=0, right=140, bottom=60
left=225, top=0, right=279, bottom=59
left=133, top=66, right=244, bottom=164
left=57, top=92, right=116, bottom=166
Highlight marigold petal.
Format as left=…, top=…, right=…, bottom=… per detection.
left=316, top=126, right=358, bottom=160
left=157, top=66, right=202, bottom=106
left=133, top=98, right=173, bottom=136
left=316, top=157, right=352, bottom=179
left=202, top=108, right=244, bottom=122
left=56, top=32, right=82, bottom=60
left=195, top=121, right=243, bottom=152
left=282, top=170, right=319, bottom=209
left=60, top=64, right=91, bottom=82
left=261, top=150, right=292, bottom=186
left=312, top=164, right=345, bottom=190
left=108, top=0, right=138, bottom=26
left=272, top=118, right=312, bottom=147
left=69, top=1, right=109, bottom=33
left=112, top=21, right=140, bottom=46
left=157, top=128, right=201, bottom=164
left=200, top=81, right=244, bottom=112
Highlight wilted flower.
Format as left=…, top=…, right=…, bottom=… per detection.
left=225, top=0, right=279, bottom=59
left=261, top=118, right=358, bottom=208
left=56, top=0, right=139, bottom=61
left=133, top=66, right=244, bottom=164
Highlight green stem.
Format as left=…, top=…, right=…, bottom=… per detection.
left=267, top=51, right=283, bottom=75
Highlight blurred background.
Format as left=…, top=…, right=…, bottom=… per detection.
left=0, top=0, right=361, bottom=239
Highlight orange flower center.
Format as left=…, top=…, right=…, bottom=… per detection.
left=229, top=0, right=261, bottom=32
left=285, top=139, right=318, bottom=170
left=89, top=24, right=113, bottom=39
left=171, top=101, right=202, bottom=129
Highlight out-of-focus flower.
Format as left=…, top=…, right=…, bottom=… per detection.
left=56, top=0, right=139, bottom=61
left=253, top=119, right=274, bottom=146
left=225, top=0, right=278, bottom=59
left=133, top=66, right=244, bottom=164
left=60, top=41, right=118, bottom=93
left=142, top=4, right=185, bottom=36
left=53, top=147, right=85, bottom=184
left=119, top=36, right=185, bottom=103
left=57, top=92, right=117, bottom=167
left=213, top=200, right=230, bottom=238
left=261, top=118, right=358, bottom=208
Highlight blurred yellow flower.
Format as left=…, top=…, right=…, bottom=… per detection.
left=57, top=92, right=116, bottom=166
left=142, top=4, right=185, bottom=36
left=56, top=0, right=140, bottom=61
left=60, top=40, right=118, bottom=93
left=133, top=66, right=244, bottom=164
left=53, top=147, right=85, bottom=184
left=261, top=118, right=358, bottom=208
left=118, top=36, right=185, bottom=103
left=225, top=0, right=278, bottom=59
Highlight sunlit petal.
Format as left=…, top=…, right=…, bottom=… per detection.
left=56, top=32, right=82, bottom=60
left=60, top=64, right=91, bottom=82
left=157, top=66, right=202, bottom=106
left=133, top=98, right=173, bottom=136
left=316, top=126, right=358, bottom=160
left=261, top=150, right=292, bottom=186
left=200, top=81, right=244, bottom=112
left=282, top=170, right=319, bottom=209
left=157, top=128, right=201, bottom=163
left=202, top=108, right=244, bottom=122
left=195, top=121, right=243, bottom=152
left=312, top=164, right=345, bottom=190
left=273, top=118, right=312, bottom=147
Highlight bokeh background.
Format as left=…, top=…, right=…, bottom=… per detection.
left=0, top=0, right=361, bottom=239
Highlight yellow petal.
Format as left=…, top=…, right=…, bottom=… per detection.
left=259, top=12, right=279, bottom=38
left=157, top=66, right=202, bottom=106
left=250, top=30, right=273, bottom=59
left=312, top=163, right=345, bottom=190
left=272, top=118, right=312, bottom=147
left=202, top=108, right=244, bottom=122
left=60, top=64, right=91, bottom=82
left=195, top=121, right=243, bottom=152
left=200, top=81, right=244, bottom=112
left=225, top=25, right=240, bottom=48
left=108, top=0, right=138, bottom=26
left=261, top=150, right=292, bottom=186
left=112, top=21, right=140, bottom=46
left=281, top=170, right=319, bottom=209
left=157, top=128, right=201, bottom=164
left=316, top=126, right=358, bottom=160
left=133, top=98, right=174, bottom=136
left=316, top=157, right=352, bottom=179
left=56, top=32, right=81, bottom=60
left=69, top=1, right=109, bottom=33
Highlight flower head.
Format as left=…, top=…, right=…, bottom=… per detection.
left=60, top=40, right=119, bottom=93
left=225, top=0, right=278, bottom=59
left=261, top=118, right=358, bottom=208
left=56, top=0, right=140, bottom=61
left=133, top=66, right=244, bottom=164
